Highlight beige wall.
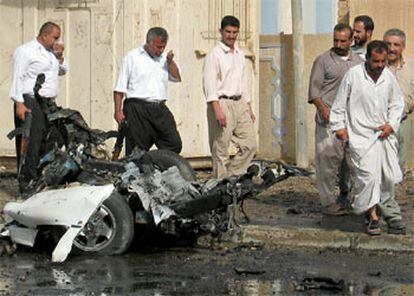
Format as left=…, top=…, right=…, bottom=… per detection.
left=350, top=0, right=414, bottom=167
left=258, top=34, right=331, bottom=164
left=0, top=0, right=260, bottom=159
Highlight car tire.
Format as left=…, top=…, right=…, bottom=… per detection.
left=147, top=149, right=196, bottom=181
left=53, top=191, right=134, bottom=255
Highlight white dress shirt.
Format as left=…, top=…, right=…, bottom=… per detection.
left=114, top=46, right=180, bottom=102
left=9, top=38, right=68, bottom=102
left=203, top=42, right=250, bottom=103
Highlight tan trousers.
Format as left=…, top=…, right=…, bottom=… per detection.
left=207, top=99, right=257, bottom=179
left=315, top=121, right=351, bottom=206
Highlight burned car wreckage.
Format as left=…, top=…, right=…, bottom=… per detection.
left=2, top=74, right=309, bottom=262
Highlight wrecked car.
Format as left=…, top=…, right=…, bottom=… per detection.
left=2, top=74, right=309, bottom=262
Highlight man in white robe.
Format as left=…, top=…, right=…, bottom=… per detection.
left=330, top=41, right=405, bottom=234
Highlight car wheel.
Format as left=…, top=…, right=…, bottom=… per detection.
left=147, top=149, right=196, bottom=181
left=53, top=191, right=134, bottom=255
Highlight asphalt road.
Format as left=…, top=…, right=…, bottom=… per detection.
left=0, top=241, right=413, bottom=295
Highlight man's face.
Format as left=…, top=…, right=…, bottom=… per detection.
left=353, top=21, right=371, bottom=46
left=41, top=27, right=61, bottom=50
left=333, top=29, right=352, bottom=56
left=384, top=35, right=405, bottom=64
left=146, top=36, right=167, bottom=57
left=220, top=25, right=239, bottom=49
left=366, top=50, right=387, bottom=75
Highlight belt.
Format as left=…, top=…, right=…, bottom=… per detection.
left=127, top=98, right=166, bottom=105
left=219, top=95, right=242, bottom=101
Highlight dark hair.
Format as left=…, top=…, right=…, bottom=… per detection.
left=146, top=27, right=168, bottom=43
left=383, top=28, right=406, bottom=45
left=38, top=22, right=60, bottom=36
left=354, top=15, right=374, bottom=32
left=333, top=23, right=353, bottom=39
left=366, top=40, right=388, bottom=59
left=221, top=15, right=240, bottom=29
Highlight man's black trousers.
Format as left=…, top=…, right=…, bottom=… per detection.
left=123, top=99, right=182, bottom=155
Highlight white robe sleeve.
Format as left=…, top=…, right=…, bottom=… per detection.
left=330, top=72, right=351, bottom=131
left=387, top=75, right=405, bottom=133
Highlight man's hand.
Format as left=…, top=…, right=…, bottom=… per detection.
left=210, top=101, right=226, bottom=127
left=335, top=128, right=349, bottom=142
left=53, top=41, right=65, bottom=64
left=214, top=109, right=227, bottom=127
left=319, top=104, right=330, bottom=123
left=166, top=50, right=174, bottom=64
left=15, top=102, right=31, bottom=121
left=313, top=97, right=330, bottom=123
left=377, top=123, right=393, bottom=139
left=114, top=110, right=125, bottom=125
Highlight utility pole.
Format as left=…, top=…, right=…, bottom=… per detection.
left=291, top=0, right=308, bottom=167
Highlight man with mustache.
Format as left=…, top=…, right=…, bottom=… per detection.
left=308, top=24, right=362, bottom=215
left=203, top=15, right=257, bottom=178
left=9, top=21, right=68, bottom=193
left=331, top=41, right=405, bottom=235
left=113, top=27, right=182, bottom=155
left=351, top=15, right=374, bottom=60
left=375, top=28, right=413, bottom=235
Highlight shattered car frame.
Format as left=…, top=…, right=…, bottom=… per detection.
left=2, top=74, right=309, bottom=262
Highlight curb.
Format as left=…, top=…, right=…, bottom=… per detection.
left=240, top=224, right=414, bottom=253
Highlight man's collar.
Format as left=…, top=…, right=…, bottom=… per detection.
left=330, top=48, right=354, bottom=61
left=362, top=63, right=386, bottom=84
left=34, top=38, right=48, bottom=51
left=219, top=41, right=239, bottom=53
left=388, top=56, right=405, bottom=70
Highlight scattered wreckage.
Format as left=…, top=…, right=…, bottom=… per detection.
left=1, top=74, right=309, bottom=262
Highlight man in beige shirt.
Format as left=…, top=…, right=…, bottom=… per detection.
left=308, top=23, right=363, bottom=215
left=203, top=15, right=257, bottom=179
left=376, top=28, right=413, bottom=235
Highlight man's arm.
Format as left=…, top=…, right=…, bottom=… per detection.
left=203, top=52, right=226, bottom=127
left=113, top=91, right=125, bottom=124
left=53, top=41, right=68, bottom=76
left=378, top=75, right=406, bottom=138
left=167, top=50, right=181, bottom=82
left=308, top=57, right=330, bottom=123
left=241, top=58, right=255, bottom=123
left=330, top=72, right=351, bottom=140
left=10, top=48, right=32, bottom=120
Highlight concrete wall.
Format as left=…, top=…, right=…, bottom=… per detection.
left=258, top=34, right=331, bottom=164
left=350, top=0, right=414, bottom=167
left=0, top=0, right=260, bottom=159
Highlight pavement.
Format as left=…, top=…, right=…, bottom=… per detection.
left=238, top=173, right=414, bottom=254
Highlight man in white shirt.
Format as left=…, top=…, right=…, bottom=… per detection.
left=113, top=27, right=182, bottom=155
left=331, top=41, right=405, bottom=235
left=9, top=21, right=68, bottom=193
left=203, top=15, right=257, bottom=179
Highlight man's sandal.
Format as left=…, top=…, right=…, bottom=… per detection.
left=366, top=219, right=381, bottom=236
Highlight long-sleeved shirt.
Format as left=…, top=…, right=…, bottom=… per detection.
left=388, top=56, right=414, bottom=116
left=308, top=49, right=362, bottom=123
left=331, top=63, right=404, bottom=160
left=114, top=46, right=180, bottom=102
left=203, top=42, right=250, bottom=103
left=9, top=38, right=68, bottom=102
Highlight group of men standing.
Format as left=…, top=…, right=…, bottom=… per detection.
left=9, top=16, right=256, bottom=190
left=309, top=15, right=412, bottom=235
left=8, top=15, right=412, bottom=236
